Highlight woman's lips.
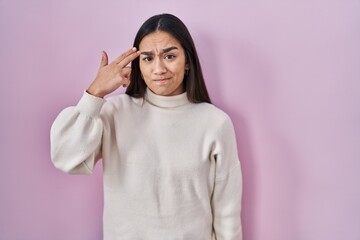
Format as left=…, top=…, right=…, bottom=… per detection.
left=153, top=77, right=171, bottom=85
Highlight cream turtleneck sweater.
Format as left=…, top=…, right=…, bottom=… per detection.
left=51, top=89, right=242, bottom=240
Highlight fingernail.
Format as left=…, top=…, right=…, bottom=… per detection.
left=132, top=47, right=137, bottom=51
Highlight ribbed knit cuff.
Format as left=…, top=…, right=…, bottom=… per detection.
left=76, top=91, right=106, bottom=118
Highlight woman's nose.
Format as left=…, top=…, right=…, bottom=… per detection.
left=153, top=58, right=167, bottom=75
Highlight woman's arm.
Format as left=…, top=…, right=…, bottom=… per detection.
left=50, top=48, right=140, bottom=174
left=211, top=116, right=243, bottom=240
left=50, top=92, right=105, bottom=174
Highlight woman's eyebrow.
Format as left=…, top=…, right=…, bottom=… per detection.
left=140, top=51, right=153, bottom=56
left=163, top=46, right=178, bottom=53
left=140, top=46, right=178, bottom=55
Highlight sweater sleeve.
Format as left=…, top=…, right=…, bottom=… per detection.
left=50, top=91, right=106, bottom=174
left=211, top=116, right=243, bottom=240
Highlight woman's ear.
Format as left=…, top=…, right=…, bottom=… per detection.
left=185, top=62, right=189, bottom=70
left=185, top=58, right=190, bottom=75
left=185, top=65, right=190, bottom=76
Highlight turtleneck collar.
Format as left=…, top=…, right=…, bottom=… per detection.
left=145, top=88, right=190, bottom=108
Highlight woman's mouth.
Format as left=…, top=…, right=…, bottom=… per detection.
left=153, top=77, right=171, bottom=85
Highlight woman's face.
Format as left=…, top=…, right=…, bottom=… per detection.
left=139, top=31, right=188, bottom=96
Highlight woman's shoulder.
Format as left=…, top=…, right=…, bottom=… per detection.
left=100, top=94, right=143, bottom=116
left=193, top=103, right=237, bottom=139
left=105, top=93, right=142, bottom=108
left=193, top=102, right=233, bottom=125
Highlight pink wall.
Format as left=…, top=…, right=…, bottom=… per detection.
left=1, top=0, right=359, bottom=239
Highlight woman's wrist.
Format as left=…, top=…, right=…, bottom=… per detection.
left=86, top=86, right=105, bottom=99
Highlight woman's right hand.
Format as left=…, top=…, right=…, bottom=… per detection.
left=86, top=47, right=140, bottom=98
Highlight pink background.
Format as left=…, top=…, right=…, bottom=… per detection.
left=1, top=0, right=360, bottom=239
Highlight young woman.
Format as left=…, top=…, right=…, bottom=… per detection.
left=51, top=13, right=242, bottom=240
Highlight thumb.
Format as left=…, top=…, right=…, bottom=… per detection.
left=100, top=50, right=108, bottom=67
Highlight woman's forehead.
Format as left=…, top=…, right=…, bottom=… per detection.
left=139, top=31, right=182, bottom=51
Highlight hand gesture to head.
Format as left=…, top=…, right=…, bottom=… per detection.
left=87, top=48, right=140, bottom=98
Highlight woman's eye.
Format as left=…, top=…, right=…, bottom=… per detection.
left=143, top=57, right=153, bottom=62
left=165, top=54, right=175, bottom=60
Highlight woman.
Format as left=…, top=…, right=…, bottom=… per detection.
left=51, top=13, right=242, bottom=240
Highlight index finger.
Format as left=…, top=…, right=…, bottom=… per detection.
left=114, top=47, right=139, bottom=66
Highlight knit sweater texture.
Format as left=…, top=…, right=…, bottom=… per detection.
left=50, top=88, right=242, bottom=240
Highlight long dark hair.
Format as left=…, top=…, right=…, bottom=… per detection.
left=126, top=13, right=211, bottom=104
